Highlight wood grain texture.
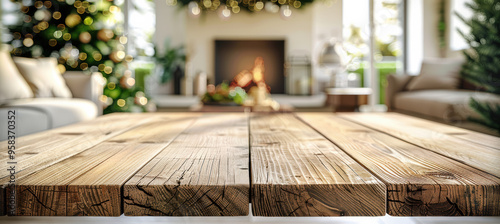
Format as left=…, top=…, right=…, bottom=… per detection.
left=12, top=113, right=198, bottom=216
left=349, top=112, right=500, bottom=149
left=250, top=113, right=385, bottom=216
left=298, top=113, right=500, bottom=216
left=338, top=112, right=500, bottom=177
left=0, top=113, right=156, bottom=216
left=123, top=113, right=250, bottom=216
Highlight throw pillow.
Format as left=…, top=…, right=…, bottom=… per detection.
left=407, top=59, right=463, bottom=91
left=13, top=57, right=73, bottom=98
left=0, top=46, right=34, bottom=104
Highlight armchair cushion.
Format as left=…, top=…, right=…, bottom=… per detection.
left=406, top=59, right=463, bottom=91
left=0, top=46, right=34, bottom=104
left=13, top=57, right=73, bottom=98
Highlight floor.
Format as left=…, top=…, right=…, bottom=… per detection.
left=1, top=214, right=499, bottom=224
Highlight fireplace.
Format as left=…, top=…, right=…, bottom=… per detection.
left=214, top=40, right=285, bottom=94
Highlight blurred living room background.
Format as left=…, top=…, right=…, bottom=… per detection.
left=0, top=0, right=499, bottom=139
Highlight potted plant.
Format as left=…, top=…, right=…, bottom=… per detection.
left=154, top=40, right=186, bottom=94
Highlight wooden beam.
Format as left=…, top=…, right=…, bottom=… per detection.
left=250, top=113, right=385, bottom=216
left=338, top=112, right=500, bottom=177
left=123, top=113, right=250, bottom=216
left=298, top=113, right=500, bottom=216
left=12, top=113, right=198, bottom=216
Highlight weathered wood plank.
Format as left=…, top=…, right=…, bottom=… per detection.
left=298, top=113, right=500, bottom=216
left=348, top=112, right=500, bottom=149
left=123, top=113, right=250, bottom=216
left=12, top=113, right=198, bottom=216
left=250, top=113, right=385, bottom=216
left=0, top=113, right=156, bottom=216
left=338, top=112, right=500, bottom=177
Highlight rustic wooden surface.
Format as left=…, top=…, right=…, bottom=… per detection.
left=0, top=113, right=156, bottom=216
left=298, top=113, right=500, bottom=216
left=10, top=114, right=199, bottom=216
left=2, top=112, right=499, bottom=217
left=250, top=113, right=386, bottom=216
left=123, top=113, right=250, bottom=216
left=338, top=112, right=500, bottom=177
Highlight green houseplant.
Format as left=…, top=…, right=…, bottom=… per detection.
left=154, top=40, right=186, bottom=84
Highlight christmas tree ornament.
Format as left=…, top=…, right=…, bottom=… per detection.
left=53, top=11, right=62, bottom=20
left=97, top=28, right=114, bottom=41
left=65, top=13, right=81, bottom=28
left=79, top=31, right=91, bottom=43
left=109, top=51, right=121, bottom=63
left=120, top=73, right=135, bottom=89
left=34, top=9, right=51, bottom=21
left=83, top=16, right=93, bottom=25
left=23, top=38, right=34, bottom=47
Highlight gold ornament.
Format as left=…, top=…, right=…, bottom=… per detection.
left=109, top=51, right=119, bottom=63
left=79, top=32, right=91, bottom=43
left=65, top=13, right=81, bottom=28
left=53, top=12, right=62, bottom=20
left=109, top=51, right=125, bottom=63
left=120, top=72, right=135, bottom=89
left=97, top=29, right=114, bottom=42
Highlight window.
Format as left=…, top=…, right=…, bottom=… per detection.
left=450, top=0, right=472, bottom=51
left=342, top=0, right=405, bottom=104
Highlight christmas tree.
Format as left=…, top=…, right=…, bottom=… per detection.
left=456, top=0, right=500, bottom=132
left=6, top=0, right=155, bottom=114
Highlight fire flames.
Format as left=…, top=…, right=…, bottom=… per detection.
left=203, top=57, right=279, bottom=110
left=230, top=56, right=270, bottom=93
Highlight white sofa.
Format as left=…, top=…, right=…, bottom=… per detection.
left=0, top=46, right=104, bottom=140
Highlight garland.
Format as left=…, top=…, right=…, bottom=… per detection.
left=171, top=0, right=315, bottom=14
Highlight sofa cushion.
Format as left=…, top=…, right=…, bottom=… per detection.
left=0, top=46, right=34, bottom=104
left=394, top=89, right=500, bottom=122
left=2, top=98, right=97, bottom=131
left=13, top=57, right=73, bottom=98
left=406, top=59, right=463, bottom=91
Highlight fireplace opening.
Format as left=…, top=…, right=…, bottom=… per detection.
left=214, top=40, right=285, bottom=94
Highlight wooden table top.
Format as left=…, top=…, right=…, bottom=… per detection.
left=1, top=112, right=499, bottom=217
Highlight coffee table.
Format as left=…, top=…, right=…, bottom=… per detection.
left=1, top=112, right=499, bottom=216
left=325, top=87, right=372, bottom=111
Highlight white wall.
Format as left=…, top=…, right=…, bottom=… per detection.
left=154, top=1, right=342, bottom=94
left=311, top=1, right=343, bottom=93
left=407, top=0, right=464, bottom=75
left=423, top=0, right=441, bottom=58
left=154, top=0, right=186, bottom=52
